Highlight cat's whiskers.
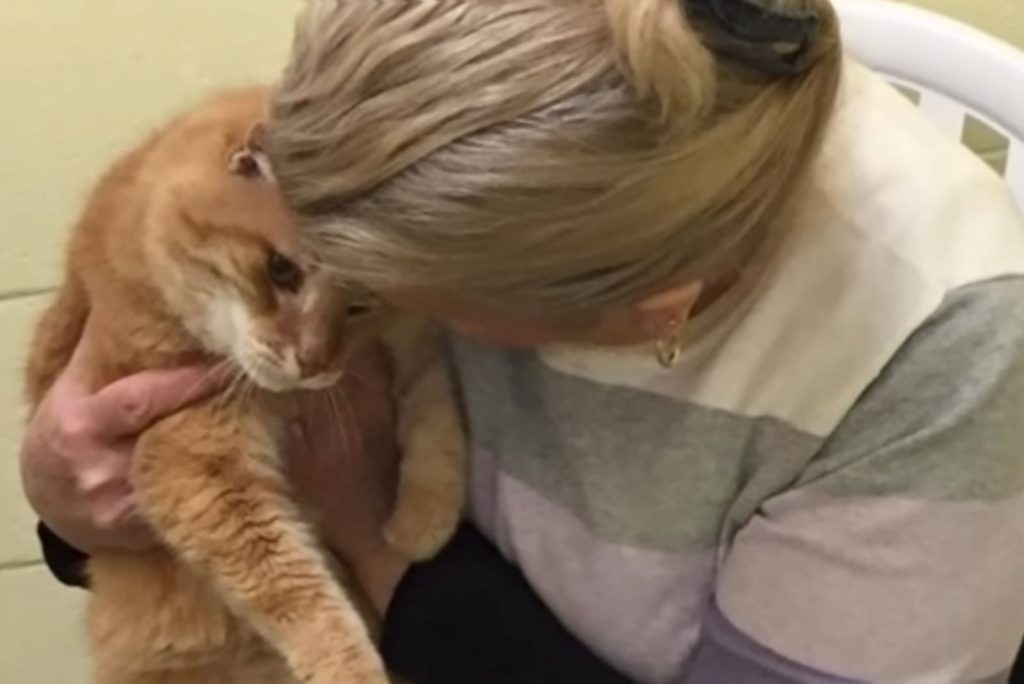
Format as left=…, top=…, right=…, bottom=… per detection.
left=333, top=384, right=365, bottom=461
left=239, top=374, right=259, bottom=407
left=178, top=358, right=234, bottom=408
left=324, top=385, right=356, bottom=461
left=209, top=359, right=238, bottom=387
left=216, top=363, right=252, bottom=411
left=343, top=368, right=371, bottom=391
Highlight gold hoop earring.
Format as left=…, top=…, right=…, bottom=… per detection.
left=655, top=317, right=685, bottom=369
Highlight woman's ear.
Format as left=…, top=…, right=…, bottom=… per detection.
left=634, top=281, right=704, bottom=337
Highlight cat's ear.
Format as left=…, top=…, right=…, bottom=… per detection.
left=229, top=122, right=275, bottom=181
left=245, top=122, right=268, bottom=154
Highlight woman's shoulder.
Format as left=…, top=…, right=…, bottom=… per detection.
left=641, top=66, right=1024, bottom=439
left=813, top=60, right=1024, bottom=291
left=692, top=60, right=1024, bottom=437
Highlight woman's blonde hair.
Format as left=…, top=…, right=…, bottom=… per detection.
left=268, top=0, right=842, bottom=318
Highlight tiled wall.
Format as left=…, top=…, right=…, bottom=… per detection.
left=0, top=1, right=299, bottom=680
left=0, top=1, right=1021, bottom=682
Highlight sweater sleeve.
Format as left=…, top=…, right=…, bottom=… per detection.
left=37, top=523, right=89, bottom=588
left=712, top=278, right=1024, bottom=683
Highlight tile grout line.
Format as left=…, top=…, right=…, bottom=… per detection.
left=0, top=287, right=55, bottom=303
left=0, top=559, right=45, bottom=572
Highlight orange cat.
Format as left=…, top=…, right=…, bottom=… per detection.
left=25, top=89, right=466, bottom=684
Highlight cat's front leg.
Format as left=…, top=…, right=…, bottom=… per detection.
left=133, top=400, right=388, bottom=684
left=385, top=360, right=468, bottom=561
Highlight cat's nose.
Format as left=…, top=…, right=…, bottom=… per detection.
left=297, top=347, right=329, bottom=379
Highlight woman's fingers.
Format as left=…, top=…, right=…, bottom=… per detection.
left=23, top=352, right=213, bottom=552
left=95, top=488, right=156, bottom=551
left=86, top=365, right=221, bottom=437
left=23, top=315, right=215, bottom=553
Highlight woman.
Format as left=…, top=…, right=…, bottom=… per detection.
left=22, top=0, right=1024, bottom=682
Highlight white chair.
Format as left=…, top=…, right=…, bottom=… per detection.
left=834, top=0, right=1024, bottom=211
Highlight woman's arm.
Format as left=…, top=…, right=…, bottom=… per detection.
left=21, top=335, right=216, bottom=553
left=367, top=279, right=1024, bottom=684
left=37, top=523, right=89, bottom=587
left=705, top=279, right=1024, bottom=683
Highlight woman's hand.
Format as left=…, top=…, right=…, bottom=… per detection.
left=20, top=341, right=217, bottom=553
left=287, top=345, right=411, bottom=615
left=22, top=332, right=411, bottom=609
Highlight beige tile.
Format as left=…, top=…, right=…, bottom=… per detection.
left=0, top=565, right=89, bottom=683
left=0, top=0, right=301, bottom=294
left=0, top=295, right=55, bottom=566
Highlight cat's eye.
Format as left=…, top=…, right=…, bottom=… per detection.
left=267, top=251, right=304, bottom=292
left=346, top=298, right=379, bottom=320
left=344, top=286, right=380, bottom=320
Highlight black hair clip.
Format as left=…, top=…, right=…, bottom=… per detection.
left=684, top=0, right=822, bottom=76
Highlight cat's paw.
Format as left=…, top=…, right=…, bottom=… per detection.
left=290, top=621, right=388, bottom=684
left=297, top=650, right=389, bottom=684
left=383, top=490, right=461, bottom=561
left=303, top=668, right=389, bottom=684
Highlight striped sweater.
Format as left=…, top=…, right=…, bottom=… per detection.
left=452, top=61, right=1024, bottom=683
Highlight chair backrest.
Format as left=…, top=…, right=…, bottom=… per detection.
left=834, top=0, right=1024, bottom=211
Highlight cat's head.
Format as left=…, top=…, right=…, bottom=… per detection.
left=143, top=89, right=386, bottom=392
